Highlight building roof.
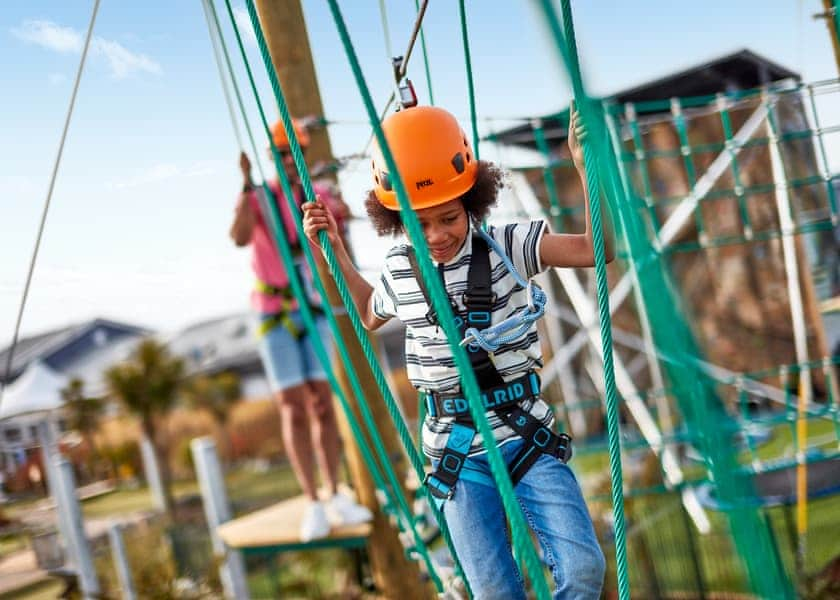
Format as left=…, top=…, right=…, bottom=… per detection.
left=163, top=312, right=262, bottom=377
left=488, top=49, right=800, bottom=150
left=0, top=318, right=151, bottom=384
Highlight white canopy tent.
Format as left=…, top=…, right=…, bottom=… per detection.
left=0, top=361, right=68, bottom=421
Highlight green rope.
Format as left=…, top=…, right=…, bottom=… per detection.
left=804, top=83, right=839, bottom=222
left=231, top=0, right=465, bottom=588
left=532, top=118, right=565, bottom=232
left=624, top=103, right=661, bottom=238
left=213, top=1, right=409, bottom=565
left=413, top=0, right=435, bottom=105
left=458, top=0, right=480, bottom=160
left=203, top=0, right=269, bottom=187
left=325, top=1, right=552, bottom=597
left=670, top=97, right=708, bottom=245
left=715, top=94, right=754, bottom=237
left=534, top=2, right=630, bottom=598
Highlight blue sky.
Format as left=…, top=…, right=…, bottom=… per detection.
left=1, top=0, right=839, bottom=343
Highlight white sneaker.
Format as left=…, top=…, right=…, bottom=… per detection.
left=300, top=501, right=330, bottom=542
left=327, top=492, right=373, bottom=526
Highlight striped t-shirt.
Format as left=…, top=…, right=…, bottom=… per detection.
left=371, top=221, right=556, bottom=458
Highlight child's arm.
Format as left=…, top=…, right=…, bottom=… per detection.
left=539, top=105, right=616, bottom=268
left=302, top=199, right=390, bottom=331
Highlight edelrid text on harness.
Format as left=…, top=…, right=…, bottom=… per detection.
left=255, top=279, right=323, bottom=339
left=407, top=233, right=572, bottom=504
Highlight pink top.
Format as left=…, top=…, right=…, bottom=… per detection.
left=246, top=180, right=342, bottom=314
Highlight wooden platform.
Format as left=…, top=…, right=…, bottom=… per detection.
left=218, top=494, right=372, bottom=554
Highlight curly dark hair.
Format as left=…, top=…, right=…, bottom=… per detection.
left=364, top=160, right=505, bottom=237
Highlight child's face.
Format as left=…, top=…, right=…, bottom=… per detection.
left=413, top=198, right=469, bottom=263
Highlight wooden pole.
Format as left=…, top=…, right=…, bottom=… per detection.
left=820, top=0, right=840, bottom=77
left=252, top=2, right=430, bottom=597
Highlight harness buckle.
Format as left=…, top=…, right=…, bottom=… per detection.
left=556, top=433, right=573, bottom=463
left=423, top=473, right=455, bottom=500
left=461, top=290, right=496, bottom=310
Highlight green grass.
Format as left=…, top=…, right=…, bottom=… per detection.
left=0, top=578, right=62, bottom=600
left=739, top=417, right=839, bottom=465
left=4, top=462, right=300, bottom=526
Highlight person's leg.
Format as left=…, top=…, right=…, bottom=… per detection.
left=307, top=379, right=340, bottom=495
left=276, top=385, right=319, bottom=500
left=514, top=455, right=605, bottom=600
left=300, top=315, right=371, bottom=524
left=440, top=456, right=527, bottom=600
left=257, top=320, right=319, bottom=501
left=301, top=315, right=340, bottom=495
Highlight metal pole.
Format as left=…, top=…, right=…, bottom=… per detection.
left=191, top=437, right=250, bottom=600
left=38, top=421, right=71, bottom=555
left=139, top=435, right=166, bottom=513
left=54, top=457, right=100, bottom=599
left=766, top=91, right=812, bottom=575
left=108, top=523, right=136, bottom=600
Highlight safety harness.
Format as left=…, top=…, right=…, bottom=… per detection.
left=254, top=185, right=324, bottom=340
left=407, top=233, right=572, bottom=504
left=255, top=279, right=323, bottom=339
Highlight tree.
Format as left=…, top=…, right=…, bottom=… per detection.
left=105, top=338, right=184, bottom=516
left=184, top=372, right=241, bottom=463
left=61, top=377, right=105, bottom=479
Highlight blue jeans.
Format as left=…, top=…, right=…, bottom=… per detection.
left=439, top=438, right=605, bottom=599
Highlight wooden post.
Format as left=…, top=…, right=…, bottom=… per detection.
left=252, top=2, right=430, bottom=597
left=821, top=0, right=840, bottom=77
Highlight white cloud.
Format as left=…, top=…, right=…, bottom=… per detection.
left=48, top=72, right=67, bottom=86
left=10, top=19, right=162, bottom=79
left=233, top=7, right=257, bottom=46
left=11, top=20, right=82, bottom=53
left=92, top=38, right=161, bottom=79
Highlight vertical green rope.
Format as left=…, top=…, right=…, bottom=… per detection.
left=804, top=84, right=839, bottom=223
left=715, top=94, right=754, bottom=239
left=326, top=1, right=552, bottom=597
left=532, top=118, right=565, bottom=232
left=229, top=0, right=466, bottom=588
left=413, top=0, right=435, bottom=105
left=215, top=2, right=405, bottom=565
left=625, top=103, right=661, bottom=240
left=458, top=0, right=480, bottom=160
left=670, top=97, right=708, bottom=246
left=235, top=4, right=447, bottom=590
left=535, top=1, right=629, bottom=597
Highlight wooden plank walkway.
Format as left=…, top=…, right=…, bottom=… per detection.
left=218, top=494, right=372, bottom=553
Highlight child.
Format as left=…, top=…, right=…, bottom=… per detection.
left=303, top=105, right=607, bottom=598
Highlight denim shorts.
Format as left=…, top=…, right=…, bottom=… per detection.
left=257, top=310, right=331, bottom=392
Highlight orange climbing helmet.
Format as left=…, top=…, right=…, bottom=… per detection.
left=271, top=117, right=310, bottom=149
left=372, top=106, right=478, bottom=210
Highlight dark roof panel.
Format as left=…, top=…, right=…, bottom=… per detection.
left=489, top=49, right=800, bottom=151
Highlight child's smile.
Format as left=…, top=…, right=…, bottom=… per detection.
left=414, top=198, right=469, bottom=263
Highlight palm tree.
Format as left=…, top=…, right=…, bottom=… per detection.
left=105, top=338, right=184, bottom=516
left=184, top=372, right=242, bottom=463
left=61, top=377, right=105, bottom=479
